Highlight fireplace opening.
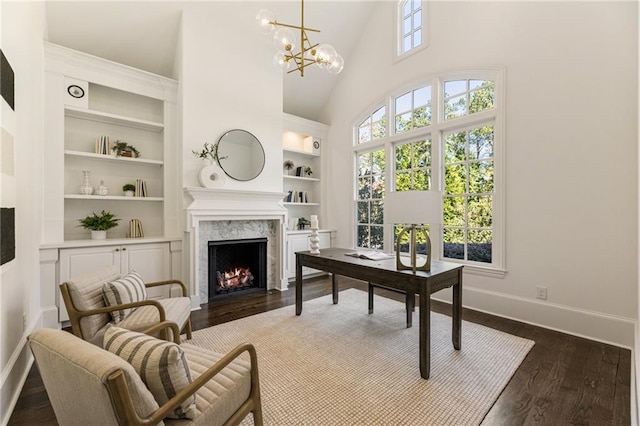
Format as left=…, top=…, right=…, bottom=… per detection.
left=208, top=237, right=267, bottom=300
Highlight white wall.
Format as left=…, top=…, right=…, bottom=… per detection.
left=0, top=2, right=46, bottom=422
left=320, top=1, right=638, bottom=346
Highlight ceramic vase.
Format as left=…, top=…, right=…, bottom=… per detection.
left=96, top=180, right=108, bottom=196
left=79, top=170, right=94, bottom=195
left=91, top=230, right=106, bottom=240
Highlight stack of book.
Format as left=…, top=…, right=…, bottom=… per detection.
left=283, top=190, right=309, bottom=203
left=129, top=218, right=144, bottom=238
left=94, top=136, right=110, bottom=155
left=135, top=179, right=148, bottom=197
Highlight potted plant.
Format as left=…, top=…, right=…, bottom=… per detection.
left=192, top=142, right=227, bottom=165
left=112, top=140, right=140, bottom=158
left=122, top=183, right=136, bottom=197
left=283, top=160, right=295, bottom=175
left=304, top=166, right=313, bottom=177
left=78, top=210, right=120, bottom=240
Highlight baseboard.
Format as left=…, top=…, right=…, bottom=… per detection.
left=1, top=312, right=44, bottom=426
left=433, top=285, right=635, bottom=349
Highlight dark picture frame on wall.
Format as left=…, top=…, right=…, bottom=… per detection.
left=1, top=48, right=16, bottom=266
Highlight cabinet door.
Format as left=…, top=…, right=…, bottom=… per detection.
left=286, top=234, right=310, bottom=279
left=122, top=243, right=171, bottom=299
left=58, top=246, right=121, bottom=321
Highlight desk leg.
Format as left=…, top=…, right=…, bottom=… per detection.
left=419, top=287, right=431, bottom=379
left=295, top=254, right=303, bottom=316
left=368, top=282, right=374, bottom=313
left=452, top=269, right=462, bottom=350
left=332, top=274, right=339, bottom=304
left=406, top=292, right=415, bottom=328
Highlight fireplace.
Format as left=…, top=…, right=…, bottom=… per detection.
left=208, top=237, right=268, bottom=300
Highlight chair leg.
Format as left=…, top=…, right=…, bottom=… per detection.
left=185, top=317, right=193, bottom=340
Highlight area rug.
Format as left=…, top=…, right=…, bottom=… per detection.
left=187, top=288, right=534, bottom=425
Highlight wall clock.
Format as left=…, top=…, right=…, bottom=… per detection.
left=67, top=85, right=85, bottom=99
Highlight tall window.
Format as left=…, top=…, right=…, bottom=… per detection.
left=356, top=150, right=385, bottom=249
left=398, top=0, right=423, bottom=56
left=353, top=69, right=504, bottom=273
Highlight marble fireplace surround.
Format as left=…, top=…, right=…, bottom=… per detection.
left=184, top=188, right=288, bottom=305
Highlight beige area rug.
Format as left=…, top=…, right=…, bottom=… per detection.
left=188, top=289, right=534, bottom=425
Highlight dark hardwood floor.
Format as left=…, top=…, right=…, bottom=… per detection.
left=9, top=276, right=631, bottom=425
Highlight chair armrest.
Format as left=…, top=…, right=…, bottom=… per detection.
left=107, top=342, right=261, bottom=426
left=142, top=320, right=181, bottom=344
left=75, top=299, right=167, bottom=322
left=145, top=279, right=188, bottom=297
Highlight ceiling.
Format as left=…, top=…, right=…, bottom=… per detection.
left=44, top=1, right=376, bottom=122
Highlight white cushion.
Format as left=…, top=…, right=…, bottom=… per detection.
left=102, top=271, right=147, bottom=323
left=103, top=326, right=197, bottom=419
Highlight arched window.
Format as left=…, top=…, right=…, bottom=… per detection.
left=353, top=69, right=505, bottom=274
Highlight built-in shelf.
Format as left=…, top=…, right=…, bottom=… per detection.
left=283, top=202, right=320, bottom=206
left=283, top=175, right=320, bottom=182
left=64, top=195, right=163, bottom=201
left=283, top=147, right=319, bottom=158
left=65, top=106, right=164, bottom=132
left=64, top=150, right=163, bottom=166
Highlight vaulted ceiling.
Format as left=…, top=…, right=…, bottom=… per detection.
left=44, top=1, right=376, bottom=121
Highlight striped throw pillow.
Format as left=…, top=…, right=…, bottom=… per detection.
left=103, top=326, right=196, bottom=419
left=102, top=271, right=147, bottom=323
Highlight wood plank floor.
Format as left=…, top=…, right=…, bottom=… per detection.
left=9, top=276, right=631, bottom=425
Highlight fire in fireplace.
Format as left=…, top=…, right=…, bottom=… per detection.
left=208, top=237, right=267, bottom=299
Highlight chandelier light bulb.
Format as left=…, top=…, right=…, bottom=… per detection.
left=256, top=9, right=276, bottom=34
left=273, top=52, right=292, bottom=70
left=273, top=28, right=296, bottom=53
left=326, top=54, right=344, bottom=74
left=314, top=44, right=337, bottom=68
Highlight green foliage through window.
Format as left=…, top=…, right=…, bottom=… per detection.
left=356, top=150, right=385, bottom=249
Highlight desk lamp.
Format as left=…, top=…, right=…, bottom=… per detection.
left=384, top=190, right=442, bottom=272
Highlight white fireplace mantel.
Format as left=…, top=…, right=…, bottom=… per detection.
left=183, top=187, right=289, bottom=301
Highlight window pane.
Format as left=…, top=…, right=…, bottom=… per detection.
left=444, top=80, right=467, bottom=98
left=360, top=116, right=372, bottom=126
left=395, top=92, right=412, bottom=114
left=445, top=94, right=466, bottom=120
left=413, top=169, right=430, bottom=190
left=357, top=225, right=370, bottom=248
left=395, top=112, right=412, bottom=133
left=469, top=126, right=494, bottom=159
left=445, top=132, right=466, bottom=163
left=469, top=85, right=495, bottom=114
left=469, top=80, right=485, bottom=90
left=395, top=171, right=411, bottom=191
left=403, top=17, right=412, bottom=35
left=443, top=196, right=465, bottom=226
left=403, top=36, right=411, bottom=53
left=357, top=201, right=369, bottom=223
left=445, top=164, right=467, bottom=195
left=395, top=144, right=411, bottom=169
left=468, top=196, right=492, bottom=227
left=414, top=140, right=431, bottom=167
left=414, top=29, right=422, bottom=48
left=370, top=226, right=384, bottom=249
left=371, top=200, right=384, bottom=224
left=443, top=228, right=464, bottom=259
left=372, top=120, right=386, bottom=139
left=414, top=9, right=422, bottom=28
left=469, top=160, right=494, bottom=194
left=372, top=106, right=386, bottom=122
left=414, top=86, right=430, bottom=107
left=372, top=150, right=385, bottom=173
left=403, top=0, right=411, bottom=17
left=358, top=126, right=371, bottom=144
left=358, top=177, right=371, bottom=199
left=468, top=230, right=492, bottom=263
left=358, top=153, right=371, bottom=176
left=412, top=0, right=420, bottom=11
left=372, top=175, right=385, bottom=199
left=413, top=107, right=429, bottom=128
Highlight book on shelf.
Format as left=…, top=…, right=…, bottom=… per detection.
left=295, top=166, right=304, bottom=177
left=94, top=136, right=110, bottom=155
left=134, top=179, right=148, bottom=197
left=284, top=190, right=293, bottom=203
left=345, top=251, right=394, bottom=261
left=128, top=218, right=144, bottom=238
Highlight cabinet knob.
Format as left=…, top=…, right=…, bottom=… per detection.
left=115, top=248, right=119, bottom=252
left=122, top=247, right=127, bottom=251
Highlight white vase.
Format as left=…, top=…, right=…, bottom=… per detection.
left=124, top=190, right=134, bottom=197
left=79, top=170, right=94, bottom=195
left=91, top=230, right=106, bottom=240
left=96, top=180, right=108, bottom=196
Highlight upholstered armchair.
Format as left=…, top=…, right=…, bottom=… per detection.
left=59, top=265, right=192, bottom=346
left=28, top=324, right=263, bottom=426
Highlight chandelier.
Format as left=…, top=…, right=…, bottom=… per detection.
left=256, top=0, right=344, bottom=77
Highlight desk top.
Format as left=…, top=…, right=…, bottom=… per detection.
left=296, top=247, right=463, bottom=280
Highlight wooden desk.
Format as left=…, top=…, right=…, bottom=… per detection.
left=295, top=247, right=463, bottom=379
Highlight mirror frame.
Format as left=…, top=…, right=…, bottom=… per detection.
left=216, top=129, right=266, bottom=182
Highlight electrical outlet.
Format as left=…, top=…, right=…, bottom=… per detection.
left=536, top=286, right=547, bottom=300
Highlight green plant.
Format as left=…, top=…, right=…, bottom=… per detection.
left=113, top=140, right=140, bottom=158
left=192, top=142, right=228, bottom=163
left=122, top=183, right=136, bottom=192
left=77, top=210, right=120, bottom=231
left=304, top=166, right=313, bottom=176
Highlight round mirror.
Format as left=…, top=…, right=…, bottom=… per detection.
left=216, top=129, right=265, bottom=181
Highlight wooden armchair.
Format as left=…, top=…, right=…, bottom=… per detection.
left=28, top=324, right=263, bottom=426
left=59, top=265, right=192, bottom=346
